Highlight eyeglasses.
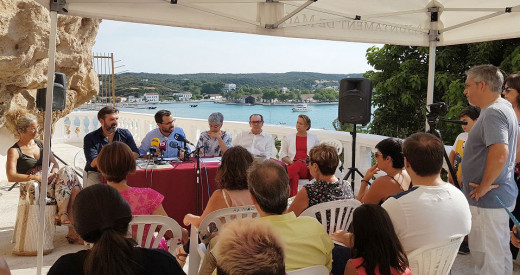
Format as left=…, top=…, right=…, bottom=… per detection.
left=250, top=120, right=263, bottom=124
left=374, top=152, right=381, bottom=158
left=160, top=119, right=175, bottom=125
left=305, top=157, right=313, bottom=165
left=503, top=87, right=514, bottom=93
left=27, top=127, right=40, bottom=133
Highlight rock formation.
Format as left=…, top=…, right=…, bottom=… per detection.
left=0, top=0, right=100, bottom=134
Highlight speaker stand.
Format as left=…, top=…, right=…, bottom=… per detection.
left=343, top=124, right=364, bottom=192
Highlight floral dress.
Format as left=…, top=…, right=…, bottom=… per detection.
left=304, top=179, right=354, bottom=232
left=196, top=131, right=232, bottom=157
left=119, top=187, right=168, bottom=251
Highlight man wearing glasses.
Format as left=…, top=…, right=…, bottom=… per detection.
left=462, top=65, right=518, bottom=275
left=232, top=114, right=275, bottom=159
left=139, top=109, right=189, bottom=159
left=83, top=106, right=140, bottom=186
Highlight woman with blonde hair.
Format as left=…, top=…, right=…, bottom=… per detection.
left=279, top=114, right=320, bottom=196
left=5, top=110, right=82, bottom=243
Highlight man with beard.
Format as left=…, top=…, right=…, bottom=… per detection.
left=138, top=109, right=189, bottom=159
left=83, top=106, right=139, bottom=186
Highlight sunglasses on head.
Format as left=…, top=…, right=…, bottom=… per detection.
left=305, top=157, right=313, bottom=165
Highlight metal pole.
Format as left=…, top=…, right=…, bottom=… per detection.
left=426, top=41, right=436, bottom=131
left=37, top=10, right=57, bottom=275
left=111, top=53, right=116, bottom=106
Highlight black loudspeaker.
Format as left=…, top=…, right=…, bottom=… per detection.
left=338, top=78, right=372, bottom=125
left=36, top=72, right=66, bottom=111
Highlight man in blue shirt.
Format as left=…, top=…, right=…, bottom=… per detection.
left=83, top=106, right=139, bottom=186
left=138, top=110, right=190, bottom=159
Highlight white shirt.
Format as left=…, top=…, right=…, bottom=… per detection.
left=279, top=133, right=320, bottom=160
left=382, top=183, right=471, bottom=253
left=232, top=130, right=274, bottom=158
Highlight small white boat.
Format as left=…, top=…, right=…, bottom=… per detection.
left=291, top=103, right=310, bottom=112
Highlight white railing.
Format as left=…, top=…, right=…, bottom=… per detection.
left=53, top=111, right=452, bottom=193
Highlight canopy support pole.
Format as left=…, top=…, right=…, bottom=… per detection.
left=36, top=9, right=58, bottom=275
left=425, top=7, right=439, bottom=131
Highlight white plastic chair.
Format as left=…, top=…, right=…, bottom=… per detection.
left=73, top=150, right=87, bottom=182
left=320, top=138, right=344, bottom=178
left=129, top=215, right=184, bottom=256
left=287, top=265, right=329, bottom=275
left=300, top=199, right=361, bottom=234
left=188, top=205, right=259, bottom=275
left=407, top=235, right=464, bottom=275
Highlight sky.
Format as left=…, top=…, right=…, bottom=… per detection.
left=92, top=20, right=380, bottom=75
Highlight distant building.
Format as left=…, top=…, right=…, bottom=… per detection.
left=119, top=97, right=127, bottom=103
left=280, top=87, right=289, bottom=93
left=240, top=94, right=262, bottom=104
left=128, top=96, right=143, bottom=103
left=144, top=93, right=159, bottom=102
left=223, top=83, right=236, bottom=92
left=209, top=94, right=223, bottom=100
left=300, top=94, right=315, bottom=103
left=172, top=92, right=192, bottom=101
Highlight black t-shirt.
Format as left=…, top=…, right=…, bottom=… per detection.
left=47, top=248, right=185, bottom=275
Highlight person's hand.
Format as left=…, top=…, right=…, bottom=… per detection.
left=32, top=175, right=42, bottom=183
left=330, top=230, right=353, bottom=247
left=179, top=151, right=185, bottom=159
left=469, top=182, right=499, bottom=201
left=183, top=214, right=197, bottom=226
left=208, top=131, right=222, bottom=139
left=511, top=226, right=520, bottom=248
left=364, top=163, right=380, bottom=180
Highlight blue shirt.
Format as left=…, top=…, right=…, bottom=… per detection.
left=138, top=127, right=191, bottom=158
left=83, top=128, right=139, bottom=172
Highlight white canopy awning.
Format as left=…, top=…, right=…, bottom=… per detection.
left=37, top=0, right=520, bottom=47
left=32, top=1, right=520, bottom=274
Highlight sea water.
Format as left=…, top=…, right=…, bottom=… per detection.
left=118, top=102, right=339, bottom=130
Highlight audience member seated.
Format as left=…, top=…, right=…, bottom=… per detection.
left=287, top=144, right=354, bottom=217
left=357, top=138, right=411, bottom=204
left=97, top=141, right=187, bottom=252
left=48, top=184, right=185, bottom=275
left=331, top=204, right=411, bottom=275
left=215, top=219, right=285, bottom=275
left=232, top=114, right=275, bottom=159
left=279, top=114, right=320, bottom=196
left=382, top=133, right=471, bottom=254
left=139, top=109, right=190, bottom=159
left=180, top=146, right=254, bottom=266
left=196, top=112, right=232, bottom=157
left=5, top=110, right=82, bottom=243
left=83, top=106, right=139, bottom=186
left=201, top=160, right=333, bottom=275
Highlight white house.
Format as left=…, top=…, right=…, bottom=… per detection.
left=223, top=83, right=236, bottom=92
left=144, top=93, right=160, bottom=102
left=128, top=95, right=144, bottom=103
left=209, top=94, right=223, bottom=100
left=172, top=92, right=192, bottom=101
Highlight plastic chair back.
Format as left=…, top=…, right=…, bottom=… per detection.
left=129, top=215, right=184, bottom=256
left=286, top=265, right=329, bottom=275
left=300, top=199, right=361, bottom=234
left=74, top=150, right=86, bottom=174
left=188, top=205, right=259, bottom=275
left=320, top=138, right=343, bottom=155
left=407, top=235, right=464, bottom=275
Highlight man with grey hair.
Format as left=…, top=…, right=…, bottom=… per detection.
left=462, top=64, right=519, bottom=275
left=195, top=112, right=232, bottom=157
left=233, top=114, right=275, bottom=159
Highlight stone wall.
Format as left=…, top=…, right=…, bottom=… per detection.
left=0, top=0, right=100, bottom=134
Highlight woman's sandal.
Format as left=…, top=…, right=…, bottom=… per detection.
left=175, top=246, right=188, bottom=268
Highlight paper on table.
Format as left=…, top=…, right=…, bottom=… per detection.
left=201, top=157, right=221, bottom=163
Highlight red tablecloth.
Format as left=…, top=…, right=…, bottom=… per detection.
left=126, top=158, right=220, bottom=226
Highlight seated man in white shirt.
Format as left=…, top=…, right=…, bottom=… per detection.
left=233, top=114, right=275, bottom=159
left=382, top=132, right=472, bottom=254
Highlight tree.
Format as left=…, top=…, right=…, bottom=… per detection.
left=313, top=89, right=338, bottom=102
left=365, top=39, right=520, bottom=143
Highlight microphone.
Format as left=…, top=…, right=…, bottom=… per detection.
left=169, top=141, right=178, bottom=149
left=176, top=145, right=186, bottom=153
left=159, top=139, right=167, bottom=153
left=150, top=137, right=160, bottom=155
left=174, top=133, right=194, bottom=146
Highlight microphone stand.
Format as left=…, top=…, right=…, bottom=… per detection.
left=193, top=146, right=201, bottom=215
